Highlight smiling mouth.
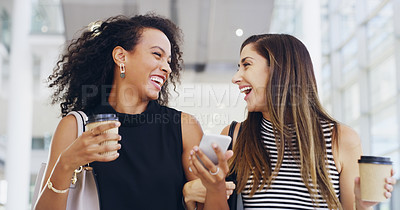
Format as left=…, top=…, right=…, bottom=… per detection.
left=150, top=76, right=164, bottom=89
left=240, top=86, right=253, bottom=95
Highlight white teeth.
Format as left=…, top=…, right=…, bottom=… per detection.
left=150, top=76, right=164, bottom=85
left=240, top=86, right=252, bottom=93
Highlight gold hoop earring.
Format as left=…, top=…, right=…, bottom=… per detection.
left=120, top=63, right=126, bottom=78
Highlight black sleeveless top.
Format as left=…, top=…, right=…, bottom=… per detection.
left=89, top=100, right=186, bottom=210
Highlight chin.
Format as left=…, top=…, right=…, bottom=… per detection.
left=147, top=92, right=160, bottom=101
left=247, top=103, right=267, bottom=113
left=147, top=96, right=159, bottom=101
left=246, top=104, right=257, bottom=112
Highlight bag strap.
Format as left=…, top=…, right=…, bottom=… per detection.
left=66, top=111, right=92, bottom=181
left=227, top=121, right=237, bottom=210
left=228, top=121, right=237, bottom=139
left=226, top=121, right=244, bottom=209
left=228, top=121, right=242, bottom=150
left=66, top=111, right=88, bottom=136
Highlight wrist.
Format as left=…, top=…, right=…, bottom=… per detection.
left=57, top=154, right=77, bottom=173
left=355, top=198, right=373, bottom=210
left=205, top=181, right=226, bottom=194
left=205, top=185, right=226, bottom=199
left=183, top=182, right=194, bottom=203
left=183, top=196, right=197, bottom=210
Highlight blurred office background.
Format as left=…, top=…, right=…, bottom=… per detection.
left=0, top=0, right=399, bottom=209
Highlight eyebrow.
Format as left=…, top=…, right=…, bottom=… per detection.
left=151, top=46, right=171, bottom=59
left=238, top=56, right=254, bottom=67
left=241, top=57, right=254, bottom=63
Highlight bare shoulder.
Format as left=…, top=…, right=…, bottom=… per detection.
left=220, top=121, right=242, bottom=148
left=337, top=123, right=362, bottom=150
left=55, top=115, right=77, bottom=138
left=336, top=123, right=362, bottom=172
left=58, top=114, right=77, bottom=130
left=181, top=112, right=203, bottom=144
left=181, top=112, right=202, bottom=133
left=51, top=115, right=78, bottom=152
left=221, top=125, right=230, bottom=135
left=181, top=112, right=200, bottom=126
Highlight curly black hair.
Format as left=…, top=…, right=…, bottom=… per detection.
left=48, top=14, right=183, bottom=116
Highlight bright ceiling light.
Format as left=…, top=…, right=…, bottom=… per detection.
left=41, top=25, right=48, bottom=33
left=235, top=28, right=243, bottom=37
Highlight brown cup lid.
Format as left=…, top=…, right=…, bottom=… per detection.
left=358, top=156, right=392, bottom=165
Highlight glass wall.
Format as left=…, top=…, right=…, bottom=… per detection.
left=31, top=0, right=64, bottom=34
left=320, top=0, right=399, bottom=208
left=271, top=0, right=400, bottom=208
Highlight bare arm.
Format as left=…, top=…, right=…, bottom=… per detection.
left=34, top=116, right=121, bottom=210
left=181, top=112, right=203, bottom=181
left=335, top=124, right=363, bottom=209
left=185, top=122, right=237, bottom=210
left=336, top=124, right=395, bottom=210
left=181, top=112, right=203, bottom=209
left=182, top=124, right=237, bottom=209
left=189, top=144, right=232, bottom=210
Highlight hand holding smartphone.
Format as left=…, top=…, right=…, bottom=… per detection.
left=198, top=134, right=232, bottom=165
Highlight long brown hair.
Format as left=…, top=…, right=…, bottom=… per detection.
left=229, top=34, right=341, bottom=209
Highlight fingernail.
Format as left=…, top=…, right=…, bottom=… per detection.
left=115, top=122, right=121, bottom=126
left=193, top=146, right=199, bottom=152
left=188, top=155, right=192, bottom=160
left=190, top=150, right=194, bottom=155
left=212, top=143, right=217, bottom=149
left=385, top=191, right=390, bottom=198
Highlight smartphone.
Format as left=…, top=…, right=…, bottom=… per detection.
left=198, top=134, right=232, bottom=165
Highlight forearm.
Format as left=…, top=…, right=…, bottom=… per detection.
left=34, top=157, right=75, bottom=210
left=355, top=200, right=373, bottom=210
left=203, top=189, right=229, bottom=210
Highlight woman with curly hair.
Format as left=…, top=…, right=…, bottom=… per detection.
left=187, top=34, right=396, bottom=209
left=34, top=14, right=203, bottom=210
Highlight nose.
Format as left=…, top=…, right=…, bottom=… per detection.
left=161, top=61, right=172, bottom=74
left=232, top=70, right=242, bottom=84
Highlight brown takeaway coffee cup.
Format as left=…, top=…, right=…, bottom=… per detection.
left=86, top=114, right=119, bottom=156
left=358, top=156, right=392, bottom=202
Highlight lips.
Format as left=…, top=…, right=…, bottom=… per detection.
left=240, top=86, right=252, bottom=94
left=239, top=85, right=253, bottom=100
left=150, top=75, right=166, bottom=90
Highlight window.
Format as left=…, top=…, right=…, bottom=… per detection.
left=31, top=0, right=64, bottom=34
left=367, top=2, right=394, bottom=60
left=341, top=83, right=360, bottom=123
left=371, top=105, right=398, bottom=156
left=369, top=55, right=396, bottom=108
left=338, top=0, right=356, bottom=42
left=341, top=37, right=358, bottom=76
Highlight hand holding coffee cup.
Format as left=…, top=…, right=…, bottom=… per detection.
left=86, top=114, right=120, bottom=156
left=358, top=156, right=393, bottom=202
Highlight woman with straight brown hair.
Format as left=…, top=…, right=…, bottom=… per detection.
left=186, top=34, right=396, bottom=209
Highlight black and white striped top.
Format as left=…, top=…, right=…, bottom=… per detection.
left=241, top=118, right=340, bottom=209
